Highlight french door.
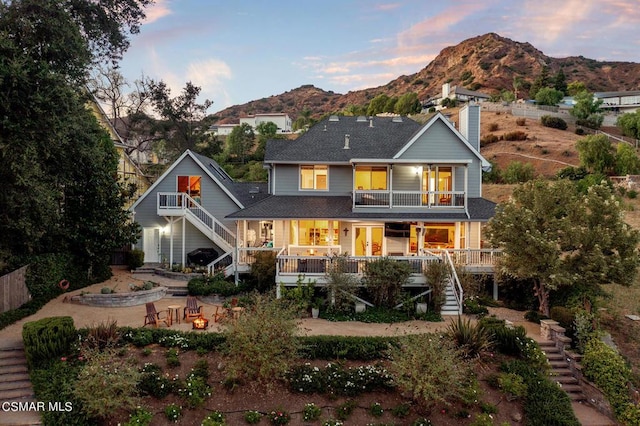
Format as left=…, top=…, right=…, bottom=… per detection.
left=354, top=226, right=383, bottom=256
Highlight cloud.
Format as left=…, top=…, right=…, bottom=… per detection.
left=375, top=3, right=401, bottom=11
left=143, top=0, right=172, bottom=24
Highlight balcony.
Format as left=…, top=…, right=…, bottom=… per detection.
left=353, top=190, right=465, bottom=209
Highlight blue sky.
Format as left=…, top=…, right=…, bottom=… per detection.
left=118, top=0, right=640, bottom=113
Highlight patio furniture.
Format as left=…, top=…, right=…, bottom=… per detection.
left=143, top=302, right=170, bottom=328
left=167, top=304, right=182, bottom=325
left=184, top=296, right=204, bottom=321
left=212, top=305, right=228, bottom=322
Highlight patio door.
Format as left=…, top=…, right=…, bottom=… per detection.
left=354, top=226, right=383, bottom=256
left=142, top=227, right=160, bottom=263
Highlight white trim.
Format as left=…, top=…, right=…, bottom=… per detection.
left=393, top=113, right=491, bottom=170
left=351, top=158, right=471, bottom=164
left=299, top=164, right=329, bottom=191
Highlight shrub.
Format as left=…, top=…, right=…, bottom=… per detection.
left=497, top=372, right=527, bottom=399
left=369, top=402, right=384, bottom=417
left=303, top=403, right=322, bottom=421
left=335, top=399, right=357, bottom=421
left=502, top=161, right=535, bottom=184
left=480, top=133, right=499, bottom=146
left=73, top=349, right=141, bottom=419
left=297, top=335, right=396, bottom=360
left=463, top=297, right=489, bottom=317
left=446, top=316, right=493, bottom=358
left=244, top=410, right=262, bottom=424
left=541, top=115, right=568, bottom=130
left=324, top=255, right=360, bottom=311
left=575, top=127, right=585, bottom=135
left=164, top=403, right=182, bottom=422
left=82, top=320, right=121, bottom=351
left=503, top=130, right=528, bottom=141
left=268, top=408, right=291, bottom=425
left=424, top=261, right=449, bottom=312
left=363, top=257, right=412, bottom=307
left=286, top=362, right=393, bottom=396
left=582, top=338, right=634, bottom=417
left=202, top=411, right=226, bottom=426
left=388, top=333, right=471, bottom=409
left=23, top=316, right=77, bottom=369
left=123, top=407, right=153, bottom=426
left=178, top=372, right=211, bottom=408
left=166, top=347, right=180, bottom=367
left=249, top=251, right=277, bottom=292
left=516, top=117, right=526, bottom=126
left=488, top=123, right=499, bottom=131
left=138, top=363, right=176, bottom=398
left=223, top=294, right=299, bottom=383
left=127, top=249, right=145, bottom=270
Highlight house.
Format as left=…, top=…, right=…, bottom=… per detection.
left=210, top=123, right=239, bottom=136
left=88, top=98, right=151, bottom=204
left=129, top=150, right=269, bottom=265
left=239, top=113, right=292, bottom=133
left=131, top=105, right=501, bottom=314
left=424, top=83, right=491, bottom=110
left=594, top=90, right=640, bottom=114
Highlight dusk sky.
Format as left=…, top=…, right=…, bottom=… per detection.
left=117, top=0, right=640, bottom=113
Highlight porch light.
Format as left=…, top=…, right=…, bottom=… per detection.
left=414, top=166, right=423, bottom=176
left=343, top=228, right=349, bottom=236
left=192, top=317, right=209, bottom=330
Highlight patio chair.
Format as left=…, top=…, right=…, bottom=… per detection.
left=143, top=302, right=170, bottom=328
left=212, top=305, right=228, bottom=323
left=184, top=296, right=204, bottom=321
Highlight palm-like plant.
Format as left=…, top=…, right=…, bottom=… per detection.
left=446, top=316, right=494, bottom=359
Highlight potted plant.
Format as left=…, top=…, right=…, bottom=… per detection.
left=355, top=301, right=366, bottom=313
left=311, top=297, right=322, bottom=319
left=416, top=296, right=428, bottom=314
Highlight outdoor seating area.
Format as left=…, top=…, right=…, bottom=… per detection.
left=141, top=296, right=244, bottom=330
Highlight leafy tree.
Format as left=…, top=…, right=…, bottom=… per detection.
left=227, top=123, right=255, bottom=164
left=535, top=87, right=564, bottom=106
left=512, top=76, right=524, bottom=100
left=529, top=66, right=551, bottom=99
left=367, top=94, right=390, bottom=116
left=0, top=0, right=148, bottom=276
left=501, top=90, right=516, bottom=102
left=488, top=180, right=639, bottom=315
left=146, top=80, right=214, bottom=160
left=567, top=81, right=587, bottom=96
left=254, top=121, right=277, bottom=160
left=571, top=90, right=604, bottom=129
left=383, top=96, right=398, bottom=113
left=615, top=143, right=640, bottom=175
left=553, top=69, right=568, bottom=95
left=363, top=257, right=412, bottom=307
left=502, top=161, right=535, bottom=184
left=394, top=93, right=421, bottom=115
left=616, top=110, right=640, bottom=140
left=575, top=134, right=615, bottom=175
left=342, top=104, right=366, bottom=116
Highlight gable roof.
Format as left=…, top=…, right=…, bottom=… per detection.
left=130, top=150, right=268, bottom=211
left=264, top=116, right=423, bottom=163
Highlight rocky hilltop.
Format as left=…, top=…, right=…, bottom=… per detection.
left=213, top=33, right=640, bottom=123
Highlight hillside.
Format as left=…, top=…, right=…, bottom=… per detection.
left=212, top=33, right=640, bottom=123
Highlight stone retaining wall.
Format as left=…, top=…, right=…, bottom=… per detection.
left=69, top=287, right=167, bottom=307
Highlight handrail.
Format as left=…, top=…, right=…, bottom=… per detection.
left=182, top=193, right=236, bottom=249
left=207, top=251, right=234, bottom=275
left=442, top=250, right=463, bottom=315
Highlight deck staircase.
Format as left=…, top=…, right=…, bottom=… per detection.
left=440, top=280, right=462, bottom=316
left=440, top=251, right=463, bottom=316
left=538, top=340, right=585, bottom=401
left=0, top=339, right=41, bottom=425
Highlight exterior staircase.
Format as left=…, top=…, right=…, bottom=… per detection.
left=538, top=340, right=585, bottom=401
left=0, top=339, right=41, bottom=425
left=440, top=281, right=461, bottom=316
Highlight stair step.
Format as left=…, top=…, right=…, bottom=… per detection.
left=549, top=360, right=569, bottom=368
left=0, top=379, right=33, bottom=392
left=0, top=349, right=25, bottom=360
left=552, top=367, right=573, bottom=376
left=551, top=375, right=579, bottom=384
left=0, top=364, right=29, bottom=375
left=568, top=392, right=586, bottom=401
left=545, top=352, right=564, bottom=360
left=0, top=387, right=36, bottom=401
left=559, top=384, right=584, bottom=393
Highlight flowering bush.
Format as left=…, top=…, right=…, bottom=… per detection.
left=268, top=408, right=291, bottom=425
left=164, top=403, right=182, bottom=422
left=369, top=402, right=383, bottom=417
left=138, top=363, right=176, bottom=399
left=160, top=333, right=190, bottom=349
left=178, top=372, right=211, bottom=408
left=302, top=403, right=322, bottom=421
left=286, top=362, right=394, bottom=396
left=322, top=419, right=344, bottom=426
left=243, top=410, right=262, bottom=424
left=201, top=410, right=226, bottom=426
left=123, top=406, right=153, bottom=426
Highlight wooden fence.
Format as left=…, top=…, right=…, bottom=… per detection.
left=0, top=265, right=31, bottom=313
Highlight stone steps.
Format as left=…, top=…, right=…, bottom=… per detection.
left=0, top=341, right=42, bottom=424
left=539, top=341, right=585, bottom=402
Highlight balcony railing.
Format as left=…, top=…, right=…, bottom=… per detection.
left=353, top=190, right=465, bottom=208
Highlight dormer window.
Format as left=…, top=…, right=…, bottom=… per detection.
left=300, top=165, right=328, bottom=190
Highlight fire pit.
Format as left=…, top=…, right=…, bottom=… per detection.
left=192, top=317, right=209, bottom=330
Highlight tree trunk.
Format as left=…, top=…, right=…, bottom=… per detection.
left=533, top=280, right=550, bottom=317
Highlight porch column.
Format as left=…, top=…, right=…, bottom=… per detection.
left=464, top=165, right=469, bottom=213
left=181, top=216, right=186, bottom=268
left=389, top=164, right=393, bottom=208
left=169, top=218, right=174, bottom=267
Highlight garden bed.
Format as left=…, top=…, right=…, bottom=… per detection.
left=68, top=286, right=167, bottom=307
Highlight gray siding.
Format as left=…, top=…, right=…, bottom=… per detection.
left=274, top=164, right=352, bottom=195
left=392, top=165, right=420, bottom=191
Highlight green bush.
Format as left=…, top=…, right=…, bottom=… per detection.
left=188, top=273, right=244, bottom=296
left=126, top=249, right=145, bottom=270
left=297, top=335, right=397, bottom=360
left=541, top=115, right=568, bottom=130
left=502, top=161, right=535, bottom=184
left=424, top=260, right=449, bottom=312
left=23, top=316, right=77, bottom=368
left=582, top=338, right=634, bottom=418
left=446, top=316, right=493, bottom=358
left=389, top=333, right=471, bottom=409
left=363, top=257, right=412, bottom=307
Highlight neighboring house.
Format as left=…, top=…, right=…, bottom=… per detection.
left=131, top=105, right=501, bottom=314
left=239, top=113, right=292, bottom=133
left=594, top=90, right=640, bottom=114
left=129, top=150, right=269, bottom=265
left=88, top=98, right=150, bottom=204
left=210, top=123, right=239, bottom=136
left=425, top=83, right=491, bottom=110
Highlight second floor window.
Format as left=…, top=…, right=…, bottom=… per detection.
left=355, top=166, right=387, bottom=190
left=300, top=165, right=328, bottom=190
left=177, top=175, right=202, bottom=203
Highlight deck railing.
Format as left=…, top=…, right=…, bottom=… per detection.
left=353, top=190, right=465, bottom=208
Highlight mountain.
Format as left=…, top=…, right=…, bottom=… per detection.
left=212, top=33, right=640, bottom=123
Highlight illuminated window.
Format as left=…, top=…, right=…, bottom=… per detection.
left=177, top=175, right=201, bottom=200
left=290, top=220, right=338, bottom=246
left=300, top=165, right=328, bottom=190
left=355, top=166, right=387, bottom=190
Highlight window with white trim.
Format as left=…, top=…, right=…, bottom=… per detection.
left=300, top=165, right=328, bottom=190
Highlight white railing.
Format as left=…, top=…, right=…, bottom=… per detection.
left=425, top=248, right=503, bottom=265
left=442, top=250, right=463, bottom=315
left=207, top=251, right=234, bottom=275
left=157, top=192, right=236, bottom=250
left=276, top=254, right=441, bottom=276
left=353, top=190, right=465, bottom=208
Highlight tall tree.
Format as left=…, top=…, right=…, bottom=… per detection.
left=535, top=87, right=564, bottom=106
left=571, top=90, right=604, bottom=129
left=0, top=0, right=149, bottom=276
left=529, top=66, right=551, bottom=99
left=395, top=93, right=421, bottom=115
left=227, top=123, right=255, bottom=164
left=575, top=134, right=615, bottom=175
left=367, top=94, right=390, bottom=116
left=553, top=69, right=568, bottom=95
left=488, top=180, right=639, bottom=315
left=146, top=80, right=214, bottom=160
left=616, top=110, right=640, bottom=140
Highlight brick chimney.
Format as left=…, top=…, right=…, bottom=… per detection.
left=459, top=103, right=480, bottom=151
